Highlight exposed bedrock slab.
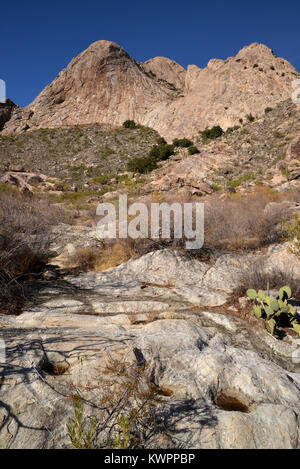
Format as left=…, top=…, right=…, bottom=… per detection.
left=0, top=312, right=299, bottom=449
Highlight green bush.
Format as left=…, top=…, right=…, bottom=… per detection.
left=157, top=144, right=174, bottom=161
left=149, top=143, right=174, bottom=161
left=265, top=107, right=273, bottom=114
left=127, top=156, right=157, bottom=174
left=67, top=360, right=164, bottom=449
left=172, top=138, right=193, bottom=148
left=229, top=178, right=242, bottom=188
left=123, top=120, right=137, bottom=129
left=273, top=130, right=284, bottom=139
left=148, top=145, right=160, bottom=159
left=188, top=146, right=199, bottom=155
left=92, top=174, right=109, bottom=184
left=127, top=143, right=174, bottom=174
left=200, top=126, right=224, bottom=141
left=156, top=137, right=167, bottom=145
left=247, top=113, right=255, bottom=123
left=226, top=126, right=240, bottom=134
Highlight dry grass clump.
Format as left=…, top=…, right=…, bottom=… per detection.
left=128, top=311, right=160, bottom=325
left=67, top=238, right=150, bottom=272
left=67, top=247, right=100, bottom=271
left=281, top=185, right=300, bottom=204
left=94, top=241, right=136, bottom=271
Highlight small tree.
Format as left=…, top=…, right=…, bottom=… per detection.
left=201, top=125, right=224, bottom=141
left=188, top=146, right=199, bottom=155
left=172, top=138, right=193, bottom=148
left=123, top=120, right=137, bottom=129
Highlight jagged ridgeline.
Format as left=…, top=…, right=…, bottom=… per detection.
left=1, top=41, right=299, bottom=141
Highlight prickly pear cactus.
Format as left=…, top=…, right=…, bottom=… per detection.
left=246, top=285, right=300, bottom=338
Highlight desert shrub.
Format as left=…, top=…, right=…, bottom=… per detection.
left=200, top=126, right=224, bottom=141
left=226, top=126, right=240, bottom=134
left=67, top=357, right=165, bottom=449
left=211, top=184, right=222, bottom=191
left=155, top=144, right=174, bottom=161
left=273, top=130, right=284, bottom=139
left=238, top=258, right=300, bottom=300
left=127, top=155, right=157, bottom=174
left=265, top=107, right=273, bottom=113
left=92, top=174, right=110, bottom=184
left=67, top=247, right=100, bottom=271
left=204, top=189, right=285, bottom=250
left=127, top=143, right=174, bottom=173
left=281, top=213, right=300, bottom=256
left=281, top=186, right=300, bottom=204
left=67, top=399, right=95, bottom=449
left=188, top=146, right=199, bottom=155
left=156, top=137, right=167, bottom=145
left=229, top=177, right=243, bottom=188
left=123, top=120, right=137, bottom=129
left=246, top=113, right=255, bottom=123
left=0, top=191, right=60, bottom=312
left=172, top=138, right=193, bottom=148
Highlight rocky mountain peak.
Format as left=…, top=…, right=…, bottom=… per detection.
left=1, top=41, right=299, bottom=140
left=142, top=56, right=186, bottom=89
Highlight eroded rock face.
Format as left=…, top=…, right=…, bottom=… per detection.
left=2, top=42, right=299, bottom=140
left=0, top=99, right=18, bottom=131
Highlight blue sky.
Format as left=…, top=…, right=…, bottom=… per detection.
left=1, top=0, right=300, bottom=107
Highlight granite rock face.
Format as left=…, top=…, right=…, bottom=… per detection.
left=2, top=42, right=299, bottom=140
left=141, top=56, right=186, bottom=89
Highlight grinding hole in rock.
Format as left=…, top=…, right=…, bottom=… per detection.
left=215, top=393, right=251, bottom=413
left=41, top=359, right=70, bottom=376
